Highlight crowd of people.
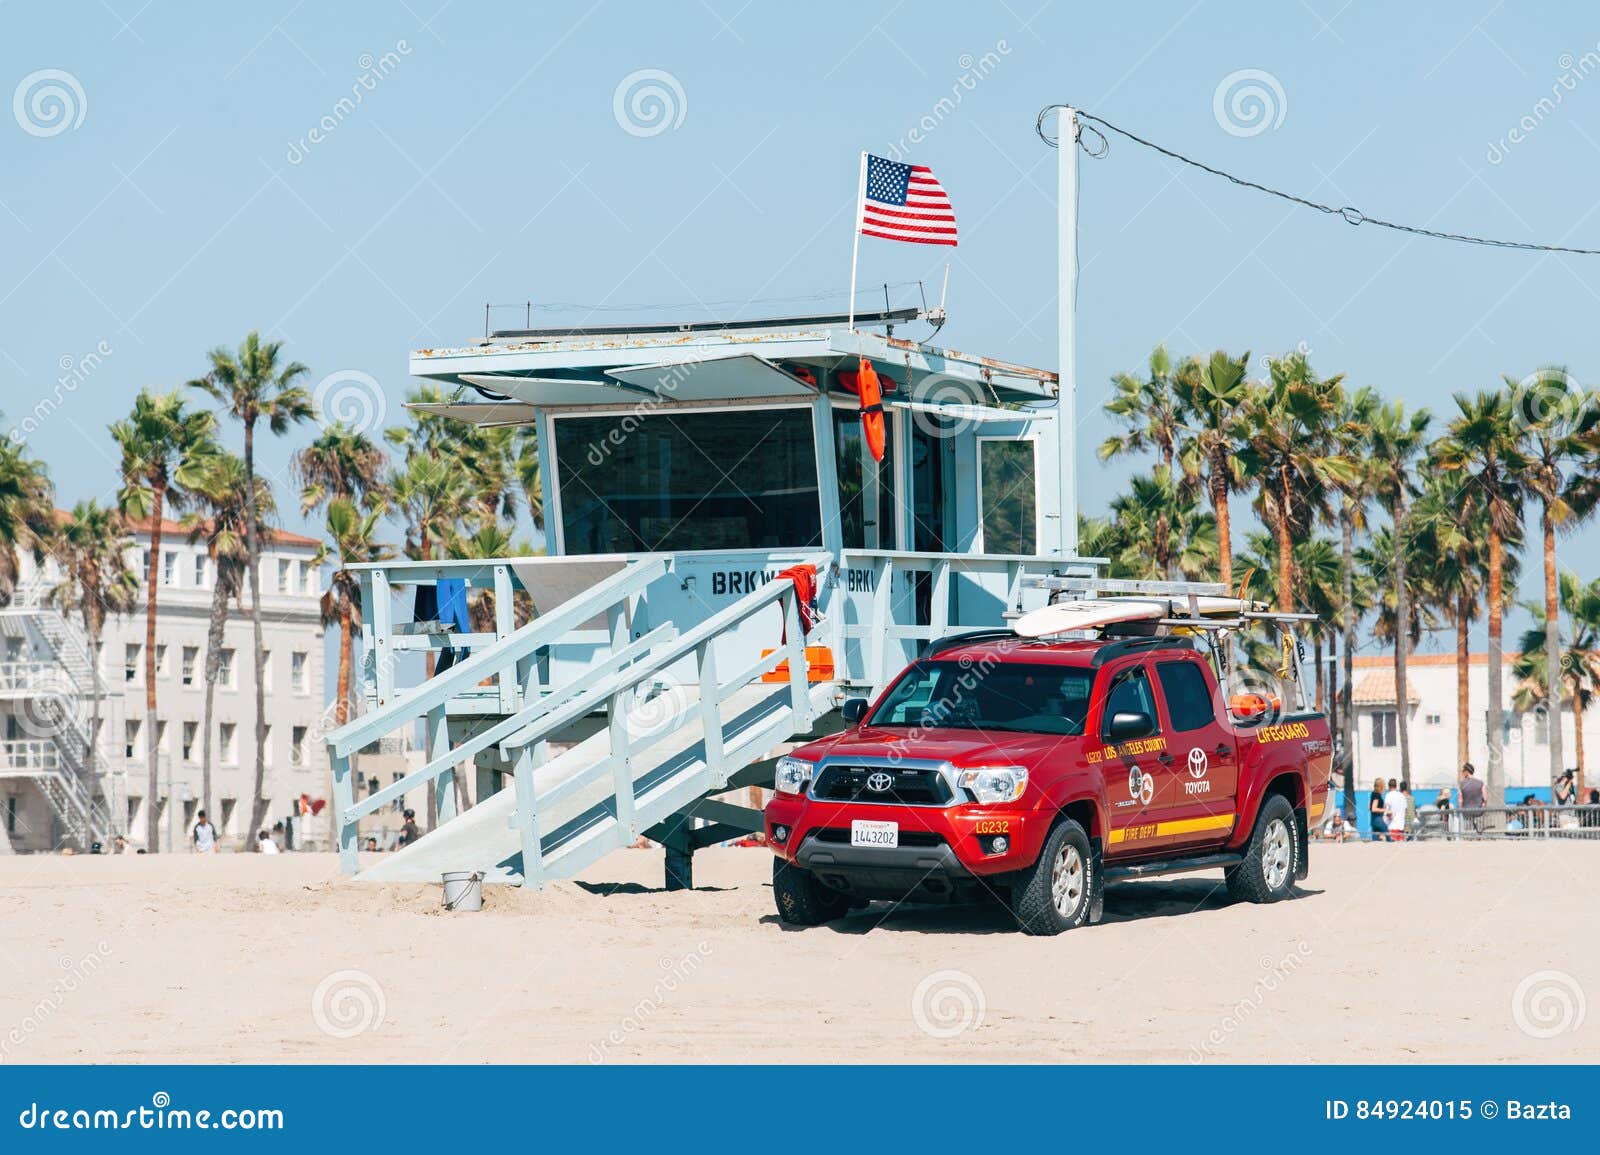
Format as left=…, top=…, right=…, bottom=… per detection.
left=1321, top=763, right=1600, bottom=841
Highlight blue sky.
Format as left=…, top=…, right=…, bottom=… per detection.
left=3, top=0, right=1599, bottom=655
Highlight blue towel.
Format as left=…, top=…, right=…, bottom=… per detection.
left=414, top=579, right=472, bottom=673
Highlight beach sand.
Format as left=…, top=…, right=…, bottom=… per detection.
left=2, top=841, right=1594, bottom=1064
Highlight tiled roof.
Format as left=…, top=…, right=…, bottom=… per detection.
left=1351, top=651, right=1521, bottom=669
left=1352, top=670, right=1422, bottom=705
left=55, top=509, right=320, bottom=548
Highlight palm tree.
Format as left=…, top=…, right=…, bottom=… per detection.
left=1100, top=345, right=1193, bottom=481
left=0, top=435, right=55, bottom=604
left=319, top=499, right=393, bottom=733
left=1513, top=573, right=1600, bottom=797
left=112, top=389, right=218, bottom=850
left=48, top=501, right=139, bottom=819
left=1410, top=473, right=1493, bottom=773
left=1236, top=352, right=1353, bottom=613
left=189, top=331, right=316, bottom=837
left=1508, top=368, right=1600, bottom=789
left=1106, top=465, right=1218, bottom=581
left=1174, top=351, right=1253, bottom=589
left=183, top=453, right=272, bottom=823
left=514, top=427, right=545, bottom=536
left=1432, top=391, right=1527, bottom=806
left=294, top=422, right=389, bottom=515
left=1329, top=385, right=1378, bottom=812
left=1367, top=398, right=1432, bottom=786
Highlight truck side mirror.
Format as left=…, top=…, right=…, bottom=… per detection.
left=1108, top=710, right=1154, bottom=741
left=841, top=698, right=869, bottom=726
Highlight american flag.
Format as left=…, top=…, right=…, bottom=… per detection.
left=859, top=154, right=958, bottom=246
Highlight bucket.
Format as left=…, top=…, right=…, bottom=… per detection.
left=441, top=870, right=485, bottom=912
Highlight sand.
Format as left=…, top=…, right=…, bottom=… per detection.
left=1, top=841, right=1594, bottom=1064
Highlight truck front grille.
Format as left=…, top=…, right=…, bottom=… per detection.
left=810, top=764, right=954, bottom=806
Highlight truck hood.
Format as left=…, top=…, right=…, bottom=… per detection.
left=798, top=725, right=1079, bottom=768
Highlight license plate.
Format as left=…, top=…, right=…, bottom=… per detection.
left=851, top=820, right=898, bottom=848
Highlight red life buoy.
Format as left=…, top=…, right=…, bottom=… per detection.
left=856, top=357, right=886, bottom=463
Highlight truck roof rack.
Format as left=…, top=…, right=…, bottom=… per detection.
left=1088, top=637, right=1194, bottom=668
left=919, top=628, right=1024, bottom=659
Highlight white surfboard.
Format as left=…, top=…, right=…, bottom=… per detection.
left=1011, top=596, right=1263, bottom=638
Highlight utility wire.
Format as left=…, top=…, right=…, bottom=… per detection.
left=1037, top=104, right=1600, bottom=257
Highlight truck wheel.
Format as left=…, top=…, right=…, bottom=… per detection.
left=772, top=857, right=850, bottom=926
left=1009, top=818, right=1093, bottom=936
left=1226, top=794, right=1298, bottom=904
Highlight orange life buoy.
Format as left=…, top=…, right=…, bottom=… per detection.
left=857, top=357, right=886, bottom=462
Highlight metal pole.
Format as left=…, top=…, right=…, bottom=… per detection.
left=1056, top=106, right=1079, bottom=557
left=847, top=151, right=867, bottom=330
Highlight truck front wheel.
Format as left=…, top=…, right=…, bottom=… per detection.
left=1008, top=818, right=1093, bottom=936
left=1226, top=794, right=1298, bottom=904
left=772, top=857, right=850, bottom=926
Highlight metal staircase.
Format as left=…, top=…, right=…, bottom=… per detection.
left=328, top=555, right=834, bottom=886
left=0, top=581, right=117, bottom=846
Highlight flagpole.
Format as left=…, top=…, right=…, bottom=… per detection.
left=847, top=151, right=867, bottom=330
left=1056, top=106, right=1079, bottom=558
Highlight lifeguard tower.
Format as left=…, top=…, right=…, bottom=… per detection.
left=325, top=305, right=1105, bottom=888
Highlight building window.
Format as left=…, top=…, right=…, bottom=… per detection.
left=220, top=723, right=236, bottom=763
left=154, top=644, right=168, bottom=678
left=125, top=720, right=140, bottom=759
left=5, top=795, right=15, bottom=835
left=261, top=650, right=272, bottom=692
left=1371, top=710, right=1397, bottom=748
left=978, top=438, right=1039, bottom=555
left=304, top=564, right=317, bottom=595
left=278, top=558, right=293, bottom=592
left=554, top=408, right=822, bottom=553
left=220, top=649, right=236, bottom=689
left=182, top=721, right=197, bottom=762
left=291, top=651, right=308, bottom=693
left=163, top=551, right=177, bottom=586
left=193, top=555, right=207, bottom=587
left=1425, top=713, right=1441, bottom=726
left=181, top=646, right=198, bottom=687
left=125, top=643, right=140, bottom=682
left=1532, top=710, right=1549, bottom=745
left=291, top=726, right=307, bottom=767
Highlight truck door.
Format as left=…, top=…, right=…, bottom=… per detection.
left=1151, top=655, right=1240, bottom=849
left=1098, top=660, right=1184, bottom=855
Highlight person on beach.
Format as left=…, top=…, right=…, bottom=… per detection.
left=1553, top=770, right=1576, bottom=807
left=1368, top=778, right=1389, bottom=841
left=399, top=809, right=421, bottom=847
left=192, top=810, right=218, bottom=854
left=1383, top=779, right=1409, bottom=841
left=256, top=830, right=280, bottom=854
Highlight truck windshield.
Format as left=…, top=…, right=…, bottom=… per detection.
left=870, top=660, right=1092, bottom=735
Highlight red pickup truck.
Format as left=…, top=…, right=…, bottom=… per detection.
left=765, top=632, right=1332, bottom=935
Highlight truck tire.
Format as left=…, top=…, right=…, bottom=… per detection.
left=772, top=857, right=850, bottom=926
left=1225, top=793, right=1298, bottom=904
left=1008, top=818, right=1094, bottom=936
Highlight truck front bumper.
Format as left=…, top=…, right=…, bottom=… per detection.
left=765, top=793, right=1039, bottom=902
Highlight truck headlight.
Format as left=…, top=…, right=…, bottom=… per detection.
left=773, top=756, right=814, bottom=796
left=959, top=766, right=1028, bottom=804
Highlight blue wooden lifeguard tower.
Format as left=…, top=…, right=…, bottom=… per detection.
left=326, top=301, right=1104, bottom=888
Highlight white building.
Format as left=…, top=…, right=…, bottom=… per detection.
left=0, top=514, right=330, bottom=853
left=1349, top=651, right=1594, bottom=793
